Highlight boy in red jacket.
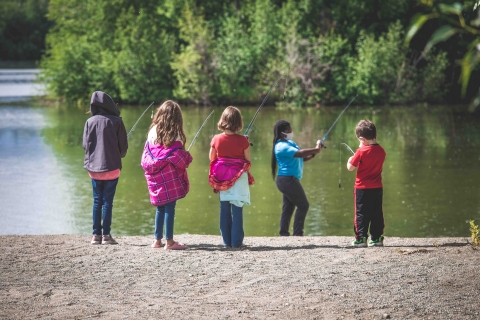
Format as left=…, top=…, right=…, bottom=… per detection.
left=347, top=120, right=386, bottom=247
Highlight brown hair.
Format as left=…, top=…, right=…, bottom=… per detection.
left=217, top=106, right=243, bottom=132
left=355, top=119, right=377, bottom=140
left=149, top=100, right=187, bottom=148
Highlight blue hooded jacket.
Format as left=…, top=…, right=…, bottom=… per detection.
left=82, top=91, right=128, bottom=172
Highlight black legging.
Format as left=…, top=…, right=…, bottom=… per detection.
left=275, top=176, right=309, bottom=236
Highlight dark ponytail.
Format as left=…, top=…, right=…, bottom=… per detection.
left=271, top=120, right=291, bottom=179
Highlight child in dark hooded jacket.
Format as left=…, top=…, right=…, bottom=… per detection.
left=83, top=91, right=128, bottom=245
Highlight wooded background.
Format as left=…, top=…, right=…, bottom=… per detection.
left=1, top=0, right=478, bottom=106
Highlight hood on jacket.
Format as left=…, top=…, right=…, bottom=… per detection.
left=90, top=91, right=120, bottom=116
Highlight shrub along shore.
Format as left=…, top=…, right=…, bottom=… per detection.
left=2, top=0, right=474, bottom=106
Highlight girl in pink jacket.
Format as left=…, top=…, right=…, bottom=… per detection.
left=141, top=100, right=192, bottom=250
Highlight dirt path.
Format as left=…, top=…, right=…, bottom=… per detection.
left=1, top=235, right=479, bottom=319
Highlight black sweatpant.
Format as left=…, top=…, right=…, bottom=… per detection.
left=354, top=187, right=384, bottom=240
left=276, top=176, right=309, bottom=236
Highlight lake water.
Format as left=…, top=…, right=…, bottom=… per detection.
left=1, top=101, right=479, bottom=238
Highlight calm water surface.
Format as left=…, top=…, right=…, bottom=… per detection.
left=1, top=103, right=479, bottom=237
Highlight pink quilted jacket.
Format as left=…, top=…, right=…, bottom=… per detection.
left=208, top=157, right=254, bottom=193
left=141, top=141, right=193, bottom=206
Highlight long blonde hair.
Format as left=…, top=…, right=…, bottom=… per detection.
left=148, top=100, right=187, bottom=148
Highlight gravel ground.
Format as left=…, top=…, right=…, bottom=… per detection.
left=0, top=235, right=479, bottom=319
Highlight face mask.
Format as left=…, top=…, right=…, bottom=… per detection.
left=282, top=132, right=293, bottom=140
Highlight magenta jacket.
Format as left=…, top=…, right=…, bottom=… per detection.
left=141, top=141, right=193, bottom=206
left=208, top=158, right=254, bottom=193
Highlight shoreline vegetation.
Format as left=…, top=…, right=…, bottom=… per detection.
left=1, top=0, right=479, bottom=107
left=1, top=235, right=478, bottom=319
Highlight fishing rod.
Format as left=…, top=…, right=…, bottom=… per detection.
left=187, top=110, right=215, bottom=151
left=127, top=101, right=155, bottom=138
left=317, top=94, right=358, bottom=148
left=244, top=70, right=288, bottom=142
left=338, top=142, right=355, bottom=188
left=341, top=142, right=355, bottom=155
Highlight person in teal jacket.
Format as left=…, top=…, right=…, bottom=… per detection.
left=271, top=120, right=322, bottom=236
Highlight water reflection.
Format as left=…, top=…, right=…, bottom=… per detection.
left=1, top=104, right=479, bottom=237
left=0, top=107, right=77, bottom=234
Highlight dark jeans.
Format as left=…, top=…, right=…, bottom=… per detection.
left=220, top=201, right=244, bottom=247
left=276, top=176, right=309, bottom=236
left=91, top=178, right=118, bottom=236
left=354, top=188, right=384, bottom=240
left=155, top=200, right=177, bottom=240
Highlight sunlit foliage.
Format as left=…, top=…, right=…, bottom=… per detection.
left=37, top=0, right=470, bottom=106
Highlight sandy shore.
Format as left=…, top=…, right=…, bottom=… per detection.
left=0, top=235, right=479, bottom=319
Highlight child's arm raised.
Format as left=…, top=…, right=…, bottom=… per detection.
left=347, top=156, right=356, bottom=171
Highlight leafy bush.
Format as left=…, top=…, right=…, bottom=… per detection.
left=470, top=220, right=480, bottom=247
left=107, top=6, right=176, bottom=103
left=39, top=0, right=454, bottom=105
left=343, top=22, right=448, bottom=105
left=171, top=3, right=216, bottom=105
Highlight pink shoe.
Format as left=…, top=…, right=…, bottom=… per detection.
left=91, top=235, right=102, bottom=245
left=164, top=241, right=188, bottom=250
left=102, top=234, right=118, bottom=245
left=151, top=240, right=163, bottom=248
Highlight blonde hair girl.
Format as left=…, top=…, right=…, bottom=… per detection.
left=141, top=100, right=193, bottom=250
left=148, top=100, right=187, bottom=147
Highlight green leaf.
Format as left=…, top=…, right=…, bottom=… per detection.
left=459, top=49, right=480, bottom=97
left=405, top=14, right=431, bottom=44
left=438, top=3, right=463, bottom=15
left=424, top=25, right=458, bottom=52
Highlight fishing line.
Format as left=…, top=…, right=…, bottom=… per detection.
left=339, top=142, right=342, bottom=188
left=338, top=142, right=355, bottom=189
left=187, top=110, right=215, bottom=151
left=244, top=70, right=288, bottom=144
left=127, top=101, right=155, bottom=138
left=341, top=142, right=355, bottom=155
left=211, top=109, right=215, bottom=139
left=317, top=94, right=358, bottom=148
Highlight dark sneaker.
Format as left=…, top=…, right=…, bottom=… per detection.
left=91, top=235, right=102, bottom=245
left=102, top=235, right=118, bottom=245
left=351, top=237, right=367, bottom=247
left=368, top=236, right=384, bottom=247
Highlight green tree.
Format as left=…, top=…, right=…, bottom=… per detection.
left=38, top=0, right=458, bottom=106
left=41, top=0, right=181, bottom=103
left=171, top=2, right=217, bottom=105
left=0, top=0, right=51, bottom=61
left=406, top=0, right=480, bottom=110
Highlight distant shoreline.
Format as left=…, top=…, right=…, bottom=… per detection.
left=0, top=68, right=45, bottom=102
